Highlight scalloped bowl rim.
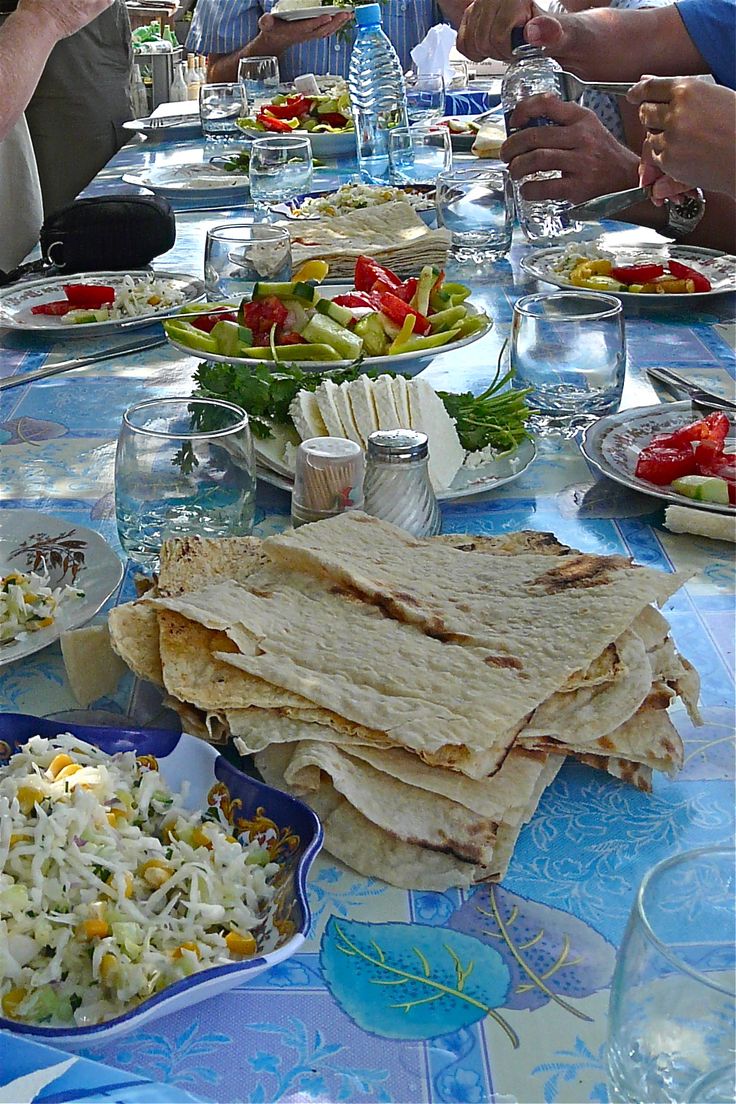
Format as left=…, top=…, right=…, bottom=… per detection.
left=0, top=713, right=323, bottom=1047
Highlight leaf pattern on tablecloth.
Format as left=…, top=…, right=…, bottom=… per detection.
left=0, top=417, right=67, bottom=445
left=320, top=918, right=515, bottom=1045
left=531, top=1037, right=609, bottom=1104
left=447, top=885, right=615, bottom=1016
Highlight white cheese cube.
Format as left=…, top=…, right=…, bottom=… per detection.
left=314, top=379, right=346, bottom=437
left=347, top=376, right=379, bottom=444
left=391, top=375, right=412, bottom=427
left=335, top=382, right=366, bottom=446
left=289, top=391, right=328, bottom=441
left=372, top=374, right=402, bottom=429
left=407, top=378, right=465, bottom=491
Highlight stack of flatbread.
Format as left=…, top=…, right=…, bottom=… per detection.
left=106, top=513, right=700, bottom=891
left=280, top=202, right=451, bottom=279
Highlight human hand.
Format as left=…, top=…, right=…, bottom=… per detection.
left=457, top=0, right=566, bottom=62
left=501, top=93, right=639, bottom=204
left=628, top=76, right=736, bottom=199
left=254, top=10, right=352, bottom=56
left=18, top=0, right=114, bottom=38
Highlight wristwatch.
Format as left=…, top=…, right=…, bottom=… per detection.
left=664, top=189, right=706, bottom=238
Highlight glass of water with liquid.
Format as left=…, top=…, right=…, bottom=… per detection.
left=436, top=166, right=514, bottom=262
left=199, top=82, right=247, bottom=140
left=249, top=134, right=313, bottom=213
left=115, top=397, right=256, bottom=570
left=238, top=55, right=280, bottom=113
left=204, top=222, right=292, bottom=300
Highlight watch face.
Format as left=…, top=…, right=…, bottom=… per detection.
left=667, top=191, right=706, bottom=238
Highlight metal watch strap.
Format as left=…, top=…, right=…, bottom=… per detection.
left=665, top=189, right=706, bottom=239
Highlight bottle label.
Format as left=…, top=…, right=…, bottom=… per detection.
left=504, top=110, right=556, bottom=136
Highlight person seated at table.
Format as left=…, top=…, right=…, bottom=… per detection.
left=189, top=0, right=472, bottom=84
left=0, top=0, right=115, bottom=273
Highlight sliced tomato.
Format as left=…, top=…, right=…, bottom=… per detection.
left=332, top=291, right=383, bottom=310
left=63, top=284, right=115, bottom=309
left=388, top=277, right=418, bottom=303
left=318, top=111, right=349, bottom=128
left=191, top=311, right=237, bottom=333
left=668, top=260, right=711, bottom=293
left=279, top=331, right=306, bottom=345
left=610, top=264, right=664, bottom=285
left=635, top=445, right=697, bottom=485
left=240, top=295, right=289, bottom=343
left=379, top=291, right=432, bottom=336
left=693, top=437, right=735, bottom=475
left=30, top=301, right=76, bottom=316
left=649, top=411, right=730, bottom=450
left=354, top=255, right=401, bottom=293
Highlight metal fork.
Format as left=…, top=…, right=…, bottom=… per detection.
left=557, top=71, right=634, bottom=100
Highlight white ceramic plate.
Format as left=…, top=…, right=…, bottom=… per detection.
left=521, top=243, right=736, bottom=301
left=270, top=184, right=436, bottom=226
left=255, top=435, right=536, bottom=502
left=0, top=511, right=123, bottom=667
left=166, top=286, right=492, bottom=373
left=122, top=116, right=202, bottom=141
left=582, top=401, right=735, bottom=514
left=0, top=270, right=205, bottom=336
left=439, top=116, right=481, bottom=152
left=0, top=715, right=322, bottom=1045
left=239, top=123, right=356, bottom=159
left=273, top=4, right=348, bottom=18
left=123, top=163, right=250, bottom=200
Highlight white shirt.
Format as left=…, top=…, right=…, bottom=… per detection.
left=0, top=115, right=43, bottom=271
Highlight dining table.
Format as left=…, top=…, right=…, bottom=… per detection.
left=1, top=121, right=734, bottom=1104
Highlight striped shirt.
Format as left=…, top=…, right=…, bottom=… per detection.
left=187, top=0, right=441, bottom=80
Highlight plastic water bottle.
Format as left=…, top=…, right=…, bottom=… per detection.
left=348, top=3, right=410, bottom=183
left=502, top=42, right=580, bottom=244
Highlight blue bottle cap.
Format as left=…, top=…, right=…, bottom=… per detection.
left=353, top=3, right=382, bottom=26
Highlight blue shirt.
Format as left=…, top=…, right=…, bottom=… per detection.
left=187, top=0, right=441, bottom=80
left=677, top=0, right=736, bottom=88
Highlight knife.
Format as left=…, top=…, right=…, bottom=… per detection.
left=568, top=185, right=650, bottom=222
left=0, top=335, right=168, bottom=392
left=647, top=367, right=736, bottom=410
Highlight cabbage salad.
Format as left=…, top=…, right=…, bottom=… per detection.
left=0, top=570, right=84, bottom=647
left=0, top=733, right=279, bottom=1027
left=69, top=275, right=187, bottom=324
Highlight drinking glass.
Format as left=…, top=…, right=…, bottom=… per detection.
left=510, top=291, right=625, bottom=436
left=238, top=55, right=280, bottom=113
left=204, top=223, right=292, bottom=300
left=607, top=847, right=736, bottom=1104
left=199, top=83, right=247, bottom=140
left=436, top=166, right=514, bottom=261
left=249, top=135, right=313, bottom=211
left=115, top=397, right=256, bottom=570
left=388, top=126, right=451, bottom=186
left=406, top=73, right=446, bottom=125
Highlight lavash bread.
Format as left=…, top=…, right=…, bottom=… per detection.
left=472, top=120, right=506, bottom=159
left=105, top=517, right=700, bottom=888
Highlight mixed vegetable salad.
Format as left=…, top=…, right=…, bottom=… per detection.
left=238, top=90, right=354, bottom=135
left=635, top=410, right=735, bottom=505
left=164, top=257, right=489, bottom=363
left=29, top=277, right=186, bottom=324
left=291, top=183, right=435, bottom=218
left=1, top=570, right=84, bottom=647
left=556, top=251, right=713, bottom=294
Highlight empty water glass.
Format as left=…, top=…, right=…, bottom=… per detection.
left=388, top=125, right=451, bottom=186
left=115, top=397, right=256, bottom=570
left=249, top=135, right=313, bottom=212
left=406, top=72, right=446, bottom=125
left=510, top=291, right=625, bottom=436
left=607, top=847, right=736, bottom=1104
left=199, top=83, right=247, bottom=140
left=238, top=55, right=280, bottom=113
left=436, top=166, right=514, bottom=261
left=204, top=222, right=292, bottom=300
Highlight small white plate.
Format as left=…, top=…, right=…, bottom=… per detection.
left=521, top=243, right=736, bottom=301
left=273, top=4, right=349, bottom=18
left=0, top=510, right=123, bottom=667
left=123, top=163, right=250, bottom=200
left=0, top=270, right=205, bottom=336
left=582, top=401, right=736, bottom=514
left=255, top=435, right=536, bottom=502
left=270, top=185, right=436, bottom=226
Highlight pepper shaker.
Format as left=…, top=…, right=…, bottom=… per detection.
left=363, top=429, right=441, bottom=537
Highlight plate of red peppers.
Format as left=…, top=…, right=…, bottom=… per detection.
left=582, top=401, right=736, bottom=514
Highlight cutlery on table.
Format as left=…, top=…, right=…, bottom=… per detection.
left=567, top=185, right=650, bottom=221
left=557, top=71, right=634, bottom=100
left=647, top=366, right=736, bottom=412
left=0, top=336, right=167, bottom=392
left=120, top=306, right=237, bottom=328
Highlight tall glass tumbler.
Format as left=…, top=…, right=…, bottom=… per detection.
left=238, top=55, right=280, bottom=113
left=199, top=82, right=247, bottom=140
left=388, top=125, right=451, bottom=186
left=436, top=166, right=514, bottom=261
left=115, top=398, right=256, bottom=570
left=204, top=223, right=292, bottom=300
left=406, top=73, right=446, bottom=125
left=607, top=847, right=736, bottom=1104
left=510, top=291, right=625, bottom=436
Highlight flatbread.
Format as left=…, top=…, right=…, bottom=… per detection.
left=108, top=601, right=163, bottom=686
left=158, top=535, right=266, bottom=597
left=664, top=505, right=736, bottom=543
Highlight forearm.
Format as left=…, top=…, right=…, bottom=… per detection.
left=438, top=0, right=472, bottom=29
left=613, top=192, right=735, bottom=252
left=557, top=6, right=709, bottom=81
left=0, top=8, right=60, bottom=141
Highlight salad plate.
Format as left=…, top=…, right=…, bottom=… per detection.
left=582, top=401, right=735, bottom=514
left=241, top=123, right=355, bottom=158
left=0, top=510, right=123, bottom=667
left=123, top=163, right=250, bottom=201
left=0, top=270, right=205, bottom=336
left=521, top=243, right=736, bottom=301
left=0, top=713, right=323, bottom=1045
left=238, top=88, right=355, bottom=158
left=256, top=435, right=537, bottom=502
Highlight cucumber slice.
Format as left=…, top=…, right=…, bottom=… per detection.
left=315, top=298, right=355, bottom=326
left=302, top=313, right=363, bottom=360
left=251, top=281, right=300, bottom=300
left=671, top=475, right=730, bottom=504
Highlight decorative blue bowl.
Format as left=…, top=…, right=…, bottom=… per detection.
left=0, top=713, right=323, bottom=1048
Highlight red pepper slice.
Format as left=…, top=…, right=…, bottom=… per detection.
left=317, top=112, right=349, bottom=128
left=332, top=291, right=383, bottom=310
left=63, top=284, right=116, bottom=309
left=610, top=264, right=664, bottom=284
left=668, top=259, right=711, bottom=293
left=649, top=410, right=730, bottom=450
left=256, top=111, right=296, bottom=133
left=191, top=311, right=237, bottom=333
left=379, top=291, right=432, bottom=336
left=266, top=96, right=309, bottom=119
left=354, top=255, right=401, bottom=293
left=635, top=445, right=697, bottom=485
left=30, top=301, right=76, bottom=316
left=387, top=277, right=418, bottom=303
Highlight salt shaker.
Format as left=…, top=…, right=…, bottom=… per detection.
left=363, top=429, right=441, bottom=537
left=291, top=437, right=365, bottom=528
